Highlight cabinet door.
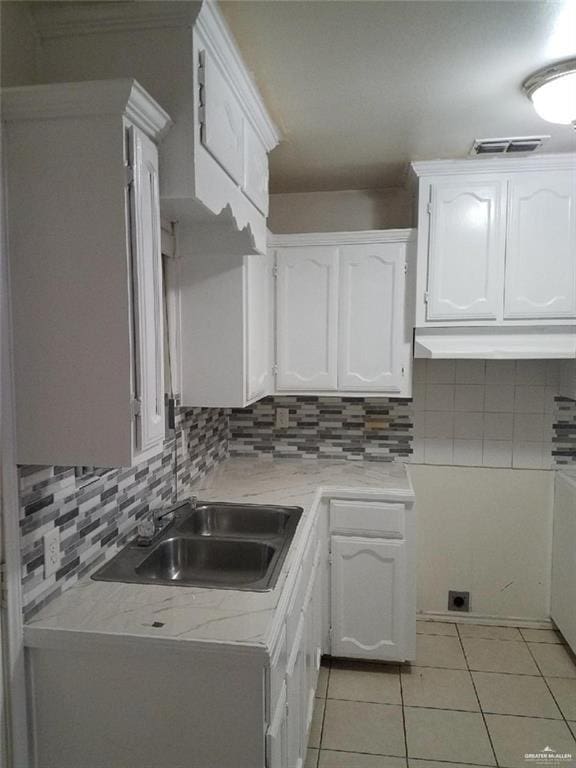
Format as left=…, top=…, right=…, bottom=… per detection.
left=199, top=50, right=244, bottom=185
left=243, top=121, right=269, bottom=216
left=286, top=615, right=306, bottom=768
left=128, top=126, right=165, bottom=454
left=266, top=682, right=288, bottom=768
left=551, top=475, right=576, bottom=653
left=426, top=179, right=506, bottom=321
left=245, top=253, right=271, bottom=402
left=504, top=171, right=576, bottom=319
left=339, top=243, right=407, bottom=391
left=276, top=247, right=339, bottom=391
left=331, top=536, right=405, bottom=661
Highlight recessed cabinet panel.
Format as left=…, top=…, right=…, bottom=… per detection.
left=200, top=50, right=244, bottom=185
left=276, top=247, right=339, bottom=390
left=243, top=121, right=269, bottom=216
left=427, top=180, right=505, bottom=321
left=331, top=536, right=405, bottom=661
left=245, top=252, right=272, bottom=402
left=504, top=171, right=576, bottom=319
left=128, top=126, right=165, bottom=453
left=339, top=243, right=405, bottom=391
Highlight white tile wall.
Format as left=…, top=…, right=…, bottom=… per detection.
left=411, top=360, right=558, bottom=469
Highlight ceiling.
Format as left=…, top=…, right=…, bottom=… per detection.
left=221, top=0, right=576, bottom=193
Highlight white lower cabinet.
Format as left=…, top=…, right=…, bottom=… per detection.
left=551, top=472, right=576, bottom=654
left=331, top=536, right=406, bottom=660
left=328, top=498, right=416, bottom=663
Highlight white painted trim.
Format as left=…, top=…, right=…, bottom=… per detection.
left=1, top=104, right=31, bottom=766
left=418, top=612, right=554, bottom=630
left=412, top=153, right=576, bottom=177
left=2, top=80, right=172, bottom=141
left=195, top=2, right=280, bottom=151
left=269, top=229, right=416, bottom=247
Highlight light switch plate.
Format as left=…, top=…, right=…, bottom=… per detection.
left=43, top=528, right=60, bottom=579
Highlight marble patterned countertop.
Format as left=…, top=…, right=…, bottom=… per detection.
left=24, top=458, right=413, bottom=655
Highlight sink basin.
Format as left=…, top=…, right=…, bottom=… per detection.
left=91, top=500, right=303, bottom=591
left=135, top=537, right=276, bottom=586
left=176, top=503, right=293, bottom=538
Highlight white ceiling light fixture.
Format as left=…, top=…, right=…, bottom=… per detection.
left=524, top=58, right=576, bottom=126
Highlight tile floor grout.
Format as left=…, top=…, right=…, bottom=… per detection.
left=309, top=622, right=576, bottom=768
left=455, top=621, right=500, bottom=768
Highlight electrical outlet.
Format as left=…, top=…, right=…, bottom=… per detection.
left=275, top=407, right=290, bottom=429
left=43, top=528, right=60, bottom=579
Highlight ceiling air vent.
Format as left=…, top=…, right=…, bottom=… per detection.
left=471, top=135, right=550, bottom=156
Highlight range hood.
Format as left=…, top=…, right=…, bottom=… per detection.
left=414, top=327, right=576, bottom=359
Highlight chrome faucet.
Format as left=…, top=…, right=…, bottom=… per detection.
left=136, top=497, right=198, bottom=546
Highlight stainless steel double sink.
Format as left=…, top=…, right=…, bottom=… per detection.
left=92, top=500, right=303, bottom=591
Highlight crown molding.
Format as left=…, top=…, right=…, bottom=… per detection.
left=411, top=152, right=576, bottom=178
left=2, top=79, right=172, bottom=140
left=268, top=229, right=416, bottom=248
left=195, top=1, right=280, bottom=151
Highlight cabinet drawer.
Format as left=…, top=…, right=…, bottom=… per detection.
left=330, top=499, right=405, bottom=538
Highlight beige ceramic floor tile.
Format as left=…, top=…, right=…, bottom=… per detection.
left=401, top=667, right=479, bottom=711
left=528, top=643, right=576, bottom=678
left=410, top=762, right=494, bottom=768
left=309, top=698, right=325, bottom=749
left=322, top=700, right=405, bottom=757
left=462, top=638, right=540, bottom=675
left=306, top=749, right=319, bottom=768
left=570, top=722, right=576, bottom=740
left=405, top=707, right=495, bottom=765
left=546, top=678, right=576, bottom=720
left=520, top=628, right=564, bottom=644
left=416, top=621, right=458, bottom=637
left=472, top=671, right=562, bottom=718
left=328, top=661, right=401, bottom=705
left=319, top=751, right=407, bottom=767
left=486, top=714, right=576, bottom=768
left=414, top=634, right=467, bottom=669
left=317, top=665, right=329, bottom=698
left=458, top=624, right=523, bottom=641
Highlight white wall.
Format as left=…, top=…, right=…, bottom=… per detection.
left=409, top=464, right=554, bottom=624
left=268, top=187, right=412, bottom=233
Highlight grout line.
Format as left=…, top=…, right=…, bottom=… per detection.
left=522, top=631, right=576, bottom=738
left=399, top=662, right=409, bottom=762
left=456, top=623, right=500, bottom=768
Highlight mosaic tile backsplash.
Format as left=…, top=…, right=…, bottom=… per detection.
left=228, top=396, right=413, bottom=461
left=553, top=396, right=576, bottom=465
left=19, top=406, right=228, bottom=619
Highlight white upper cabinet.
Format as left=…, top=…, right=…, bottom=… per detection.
left=128, top=127, right=166, bottom=454
left=413, top=155, right=576, bottom=327
left=426, top=179, right=505, bottom=321
left=273, top=232, right=414, bottom=397
left=170, top=250, right=272, bottom=408
left=31, top=1, right=280, bottom=257
left=3, top=80, right=171, bottom=467
left=199, top=49, right=244, bottom=185
left=339, top=243, right=408, bottom=391
left=504, top=171, right=576, bottom=319
left=275, top=246, right=340, bottom=391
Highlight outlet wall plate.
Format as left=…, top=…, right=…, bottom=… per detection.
left=275, top=407, right=290, bottom=429
left=448, top=590, right=470, bottom=612
left=43, top=528, right=61, bottom=579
